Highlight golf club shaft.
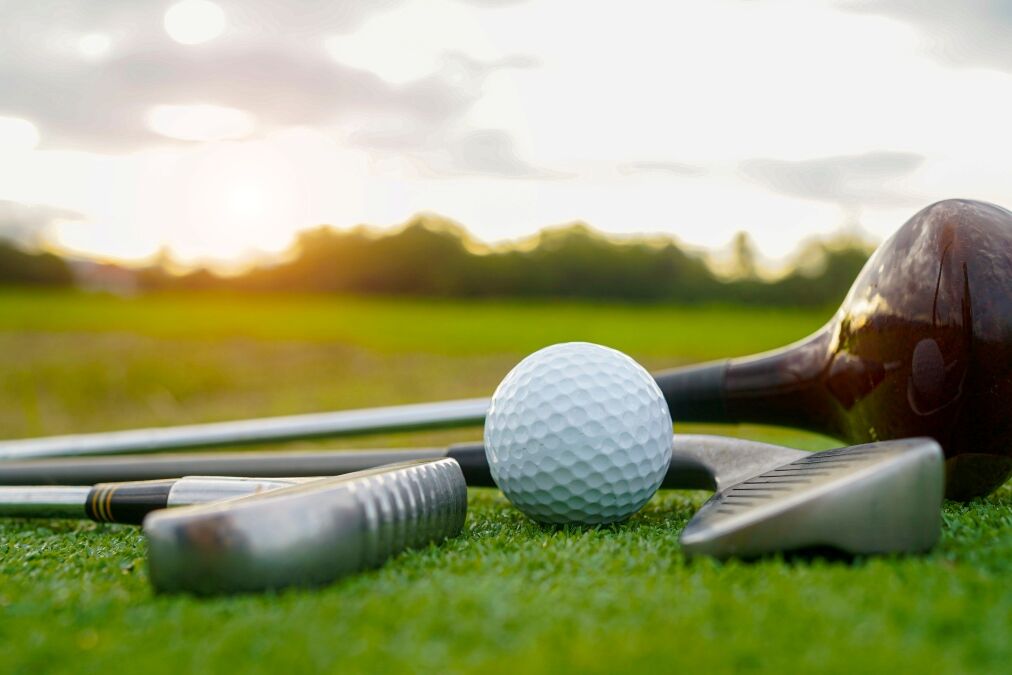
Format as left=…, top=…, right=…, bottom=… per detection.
left=0, top=398, right=494, bottom=460
left=0, top=476, right=306, bottom=523
left=0, top=435, right=806, bottom=491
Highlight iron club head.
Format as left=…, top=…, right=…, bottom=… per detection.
left=679, top=438, right=945, bottom=559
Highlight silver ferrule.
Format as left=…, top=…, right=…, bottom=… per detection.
left=165, top=476, right=314, bottom=507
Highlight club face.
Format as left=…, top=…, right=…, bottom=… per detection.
left=679, top=438, right=944, bottom=559
left=144, top=458, right=467, bottom=595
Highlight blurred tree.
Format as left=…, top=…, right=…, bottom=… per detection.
left=730, top=231, right=758, bottom=279
left=0, top=241, right=73, bottom=286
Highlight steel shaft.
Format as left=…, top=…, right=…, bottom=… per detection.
left=0, top=398, right=491, bottom=461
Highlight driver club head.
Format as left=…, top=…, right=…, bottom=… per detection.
left=679, top=438, right=944, bottom=559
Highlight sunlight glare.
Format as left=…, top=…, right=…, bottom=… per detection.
left=226, top=186, right=264, bottom=219
left=164, top=0, right=226, bottom=45
left=78, top=34, right=111, bottom=59
left=0, top=117, right=40, bottom=151
left=148, top=141, right=313, bottom=265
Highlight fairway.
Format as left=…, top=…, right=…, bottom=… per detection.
left=0, top=290, right=1008, bottom=674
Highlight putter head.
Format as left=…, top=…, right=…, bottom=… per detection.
left=679, top=438, right=944, bottom=559
left=144, top=458, right=467, bottom=594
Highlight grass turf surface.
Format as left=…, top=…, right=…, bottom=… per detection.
left=0, top=290, right=1009, bottom=674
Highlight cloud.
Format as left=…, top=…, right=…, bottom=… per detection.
left=740, top=151, right=926, bottom=211
left=618, top=161, right=706, bottom=177
left=339, top=51, right=551, bottom=178
left=842, top=1, right=1012, bottom=72
left=0, top=0, right=542, bottom=179
left=440, top=51, right=542, bottom=82
left=436, top=129, right=565, bottom=179
left=0, top=200, right=87, bottom=248
left=452, top=0, right=532, bottom=6
left=0, top=1, right=403, bottom=42
left=0, top=40, right=478, bottom=153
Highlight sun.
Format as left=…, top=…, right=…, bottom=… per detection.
left=78, top=33, right=111, bottom=59
left=0, top=116, right=40, bottom=151
left=164, top=0, right=226, bottom=45
left=226, top=186, right=264, bottom=219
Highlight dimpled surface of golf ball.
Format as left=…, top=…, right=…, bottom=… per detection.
left=484, top=342, right=673, bottom=524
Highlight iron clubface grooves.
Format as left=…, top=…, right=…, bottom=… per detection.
left=144, top=458, right=467, bottom=595
left=679, top=438, right=945, bottom=560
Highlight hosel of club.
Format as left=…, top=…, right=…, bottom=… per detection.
left=654, top=360, right=731, bottom=423
left=654, top=328, right=840, bottom=435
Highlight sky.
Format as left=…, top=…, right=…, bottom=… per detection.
left=0, top=0, right=1010, bottom=270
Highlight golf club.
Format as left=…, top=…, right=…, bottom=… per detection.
left=0, top=475, right=314, bottom=524
left=680, top=438, right=944, bottom=558
left=0, top=435, right=820, bottom=490
left=1, top=437, right=944, bottom=562
left=145, top=458, right=467, bottom=594
left=0, top=200, right=1007, bottom=499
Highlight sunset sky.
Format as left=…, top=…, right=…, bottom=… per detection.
left=0, top=0, right=1010, bottom=270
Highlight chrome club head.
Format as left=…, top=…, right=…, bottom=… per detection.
left=144, top=458, right=467, bottom=594
left=679, top=438, right=944, bottom=559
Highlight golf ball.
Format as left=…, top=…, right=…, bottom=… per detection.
left=484, top=342, right=672, bottom=524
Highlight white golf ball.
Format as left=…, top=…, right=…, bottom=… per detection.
left=484, top=342, right=673, bottom=524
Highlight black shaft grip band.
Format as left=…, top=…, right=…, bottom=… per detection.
left=85, top=480, right=175, bottom=524
left=449, top=442, right=717, bottom=491
left=446, top=443, right=494, bottom=487
left=653, top=360, right=731, bottom=423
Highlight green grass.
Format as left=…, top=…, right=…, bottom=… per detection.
left=0, top=289, right=826, bottom=358
left=0, top=289, right=1008, bottom=674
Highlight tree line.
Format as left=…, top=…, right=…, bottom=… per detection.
left=2, top=214, right=873, bottom=307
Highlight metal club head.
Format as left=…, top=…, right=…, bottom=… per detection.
left=144, top=458, right=467, bottom=595
left=666, top=435, right=810, bottom=492
left=679, top=438, right=944, bottom=559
